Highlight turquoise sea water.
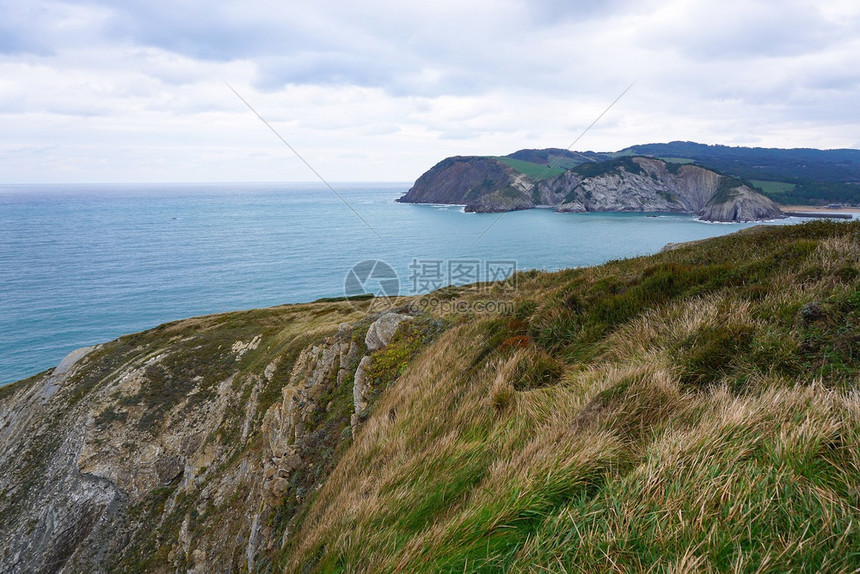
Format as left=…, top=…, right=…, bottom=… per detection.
left=0, top=182, right=813, bottom=385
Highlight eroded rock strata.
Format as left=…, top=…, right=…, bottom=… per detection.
left=398, top=155, right=784, bottom=222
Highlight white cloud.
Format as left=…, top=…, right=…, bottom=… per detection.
left=0, top=0, right=859, bottom=182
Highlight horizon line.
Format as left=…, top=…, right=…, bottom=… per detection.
left=0, top=180, right=415, bottom=186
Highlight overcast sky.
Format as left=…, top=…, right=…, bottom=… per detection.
left=2, top=0, right=859, bottom=183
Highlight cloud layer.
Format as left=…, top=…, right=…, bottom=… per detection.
left=1, top=0, right=859, bottom=182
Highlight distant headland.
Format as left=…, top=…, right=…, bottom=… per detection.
left=397, top=141, right=860, bottom=222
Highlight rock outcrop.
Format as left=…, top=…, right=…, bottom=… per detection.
left=400, top=154, right=784, bottom=222
left=352, top=312, right=413, bottom=435
left=396, top=156, right=533, bottom=211
left=0, top=304, right=431, bottom=574
left=260, top=328, right=359, bottom=508
left=365, top=313, right=412, bottom=352
left=544, top=157, right=783, bottom=222
left=698, top=185, right=785, bottom=222
left=0, top=306, right=406, bottom=573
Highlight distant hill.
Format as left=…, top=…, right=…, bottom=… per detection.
left=617, top=141, right=860, bottom=183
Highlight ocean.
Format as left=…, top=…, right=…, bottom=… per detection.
left=0, top=182, right=812, bottom=385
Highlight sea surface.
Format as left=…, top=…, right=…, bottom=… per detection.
left=0, top=182, right=821, bottom=385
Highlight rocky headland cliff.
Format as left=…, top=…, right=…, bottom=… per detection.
left=398, top=154, right=784, bottom=222
left=396, top=156, right=534, bottom=212
left=2, top=221, right=859, bottom=573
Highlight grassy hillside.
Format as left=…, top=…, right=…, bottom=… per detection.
left=492, top=157, right=565, bottom=181
left=283, top=221, right=860, bottom=572
left=494, top=149, right=606, bottom=181
left=751, top=179, right=797, bottom=197
left=765, top=181, right=860, bottom=207
left=505, top=148, right=599, bottom=170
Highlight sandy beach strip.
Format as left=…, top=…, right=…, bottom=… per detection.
left=780, top=205, right=860, bottom=214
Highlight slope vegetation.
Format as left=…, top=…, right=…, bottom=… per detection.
left=286, top=221, right=860, bottom=572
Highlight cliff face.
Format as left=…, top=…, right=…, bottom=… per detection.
left=698, top=185, right=786, bottom=222
left=401, top=155, right=784, bottom=222
left=546, top=157, right=721, bottom=213
left=396, top=156, right=533, bottom=209
left=0, top=302, right=435, bottom=574
left=541, top=157, right=783, bottom=222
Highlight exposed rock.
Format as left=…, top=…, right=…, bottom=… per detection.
left=42, top=345, right=95, bottom=400
left=264, top=359, right=279, bottom=382
left=352, top=355, right=373, bottom=417
left=463, top=190, right=533, bottom=213
left=397, top=156, right=533, bottom=211
left=259, top=330, right=359, bottom=508
left=155, top=454, right=185, bottom=484
left=0, top=308, right=375, bottom=573
left=539, top=158, right=780, bottom=222
left=697, top=185, right=784, bottom=222
left=549, top=158, right=700, bottom=213
left=365, top=313, right=412, bottom=351
left=54, top=346, right=96, bottom=378
left=231, top=334, right=261, bottom=361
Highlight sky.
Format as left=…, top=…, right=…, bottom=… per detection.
left=2, top=0, right=859, bottom=183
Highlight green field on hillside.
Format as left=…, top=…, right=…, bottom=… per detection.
left=751, top=179, right=797, bottom=197
left=493, top=156, right=566, bottom=180
left=659, top=156, right=696, bottom=164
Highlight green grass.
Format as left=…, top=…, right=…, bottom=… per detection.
left=658, top=156, right=696, bottom=164
left=361, top=316, right=448, bottom=403
left=752, top=179, right=860, bottom=206
left=492, top=157, right=565, bottom=181
left=751, top=179, right=797, bottom=196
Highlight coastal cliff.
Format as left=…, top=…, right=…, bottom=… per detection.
left=0, top=303, right=434, bottom=573
left=2, top=221, right=859, bottom=572
left=399, top=154, right=784, bottom=222
left=395, top=156, right=533, bottom=211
